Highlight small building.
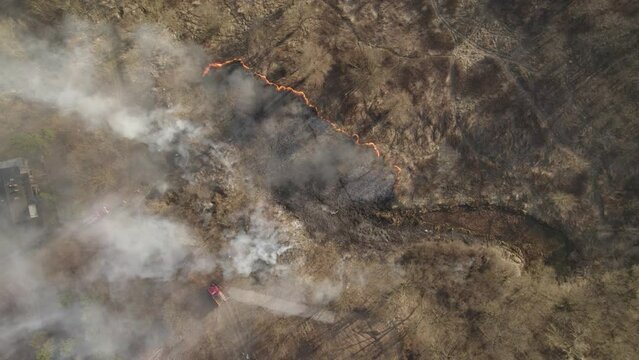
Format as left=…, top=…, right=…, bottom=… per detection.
left=0, top=158, right=40, bottom=225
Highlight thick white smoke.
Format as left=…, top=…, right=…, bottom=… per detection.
left=0, top=202, right=217, bottom=358
left=0, top=18, right=217, bottom=358
left=224, top=206, right=291, bottom=277
left=0, top=11, right=387, bottom=358
left=84, top=208, right=207, bottom=282
left=0, top=19, right=205, bottom=152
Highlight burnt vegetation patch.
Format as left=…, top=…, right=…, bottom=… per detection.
left=486, top=0, right=573, bottom=35
left=468, top=94, right=547, bottom=161
left=460, top=58, right=504, bottom=97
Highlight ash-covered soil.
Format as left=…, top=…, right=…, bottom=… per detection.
left=1, top=0, right=638, bottom=359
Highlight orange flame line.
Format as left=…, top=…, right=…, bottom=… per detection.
left=203, top=58, right=402, bottom=176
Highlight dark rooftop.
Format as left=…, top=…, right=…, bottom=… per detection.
left=0, top=158, right=39, bottom=224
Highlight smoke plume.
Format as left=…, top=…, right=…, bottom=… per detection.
left=0, top=18, right=206, bottom=152
left=0, top=11, right=393, bottom=358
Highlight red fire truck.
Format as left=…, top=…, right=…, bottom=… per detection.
left=208, top=282, right=228, bottom=305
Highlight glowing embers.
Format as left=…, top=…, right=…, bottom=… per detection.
left=203, top=59, right=396, bottom=205
left=203, top=59, right=382, bottom=159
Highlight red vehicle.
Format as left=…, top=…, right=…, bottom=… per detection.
left=208, top=282, right=228, bottom=305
